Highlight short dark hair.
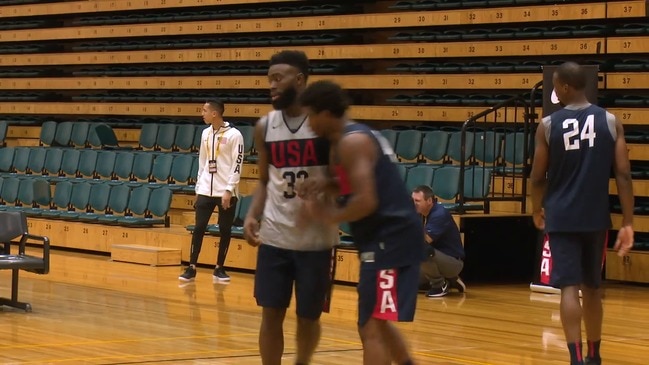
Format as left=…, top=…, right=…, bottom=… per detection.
left=269, top=50, right=309, bottom=81
left=413, top=185, right=434, bottom=200
left=299, top=80, right=350, bottom=118
left=205, top=99, right=224, bottom=116
left=554, top=62, right=587, bottom=91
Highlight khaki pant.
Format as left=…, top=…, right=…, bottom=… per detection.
left=419, top=249, right=464, bottom=288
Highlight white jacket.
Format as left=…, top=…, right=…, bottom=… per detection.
left=195, top=122, right=244, bottom=198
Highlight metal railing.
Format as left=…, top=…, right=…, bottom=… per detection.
left=458, top=94, right=533, bottom=214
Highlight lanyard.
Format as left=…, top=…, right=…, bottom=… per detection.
left=209, top=127, right=226, bottom=160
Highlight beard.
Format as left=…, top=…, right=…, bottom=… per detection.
left=271, top=86, right=298, bottom=110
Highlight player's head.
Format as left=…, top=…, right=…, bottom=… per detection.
left=552, top=62, right=588, bottom=106
left=299, top=80, right=350, bottom=138
left=268, top=50, right=309, bottom=110
left=411, top=185, right=435, bottom=215
left=202, top=99, right=224, bottom=125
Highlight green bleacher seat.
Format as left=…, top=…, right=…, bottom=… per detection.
left=58, top=182, right=92, bottom=221
left=0, top=147, right=14, bottom=174
left=405, top=165, right=435, bottom=192
left=76, top=182, right=111, bottom=222
left=94, top=151, right=117, bottom=180
left=77, top=150, right=98, bottom=179
left=432, top=166, right=460, bottom=202
left=11, top=148, right=30, bottom=175
left=26, top=148, right=46, bottom=175
left=39, top=121, right=57, bottom=147
left=53, top=121, right=73, bottom=147
left=70, top=122, right=90, bottom=148
left=0, top=176, right=21, bottom=211
left=43, top=148, right=64, bottom=179
left=421, top=131, right=449, bottom=164
left=39, top=180, right=72, bottom=218
left=97, top=184, right=131, bottom=224
left=395, top=130, right=423, bottom=162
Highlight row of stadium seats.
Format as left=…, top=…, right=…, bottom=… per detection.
left=0, top=148, right=198, bottom=192
left=37, top=121, right=255, bottom=155
left=381, top=129, right=528, bottom=170
left=0, top=59, right=645, bottom=79
left=72, top=3, right=359, bottom=25
left=390, top=0, right=587, bottom=10
left=387, top=59, right=605, bottom=73
left=0, top=177, right=172, bottom=227
left=70, top=63, right=362, bottom=77
left=72, top=33, right=356, bottom=52
left=10, top=90, right=646, bottom=109
left=388, top=25, right=609, bottom=42
left=386, top=93, right=649, bottom=108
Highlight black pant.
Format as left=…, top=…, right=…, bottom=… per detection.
left=189, top=194, right=238, bottom=267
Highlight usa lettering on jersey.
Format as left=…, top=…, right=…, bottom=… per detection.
left=372, top=269, right=399, bottom=321
left=267, top=137, right=329, bottom=168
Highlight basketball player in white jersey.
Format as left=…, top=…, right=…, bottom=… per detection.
left=243, top=50, right=339, bottom=365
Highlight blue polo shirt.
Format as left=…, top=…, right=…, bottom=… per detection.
left=424, top=203, right=464, bottom=260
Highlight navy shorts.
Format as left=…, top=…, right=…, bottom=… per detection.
left=357, top=262, right=419, bottom=326
left=548, top=231, right=608, bottom=289
left=254, top=244, right=333, bottom=320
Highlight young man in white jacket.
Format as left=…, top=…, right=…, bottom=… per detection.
left=179, top=99, right=244, bottom=282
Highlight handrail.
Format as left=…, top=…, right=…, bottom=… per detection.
left=458, top=94, right=532, bottom=214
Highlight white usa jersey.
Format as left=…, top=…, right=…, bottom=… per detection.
left=259, top=110, right=339, bottom=251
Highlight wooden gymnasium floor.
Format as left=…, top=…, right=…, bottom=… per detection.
left=1, top=249, right=649, bottom=365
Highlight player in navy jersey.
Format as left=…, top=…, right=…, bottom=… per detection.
left=242, top=51, right=339, bottom=365
left=298, top=80, right=424, bottom=365
left=530, top=62, right=634, bottom=365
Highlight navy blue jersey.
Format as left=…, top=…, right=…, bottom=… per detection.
left=338, top=123, right=425, bottom=269
left=543, top=104, right=617, bottom=232
left=425, top=203, right=465, bottom=260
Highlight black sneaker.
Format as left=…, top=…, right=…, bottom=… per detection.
left=449, top=277, right=466, bottom=293
left=179, top=266, right=196, bottom=282
left=585, top=357, right=601, bottom=365
left=426, top=280, right=449, bottom=298
left=213, top=267, right=230, bottom=282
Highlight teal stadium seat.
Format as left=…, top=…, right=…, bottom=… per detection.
left=58, top=182, right=92, bottom=220
left=113, top=152, right=135, bottom=181
left=12, top=148, right=31, bottom=175
left=119, top=186, right=171, bottom=226
left=70, top=122, right=90, bottom=148
left=168, top=154, right=194, bottom=191
left=53, top=121, right=73, bottom=147
left=39, top=121, right=57, bottom=147
left=26, top=178, right=51, bottom=217
left=156, top=124, right=177, bottom=151
left=76, top=182, right=111, bottom=222
left=148, top=153, right=174, bottom=186
left=174, top=124, right=196, bottom=152
left=94, top=151, right=117, bottom=180
left=432, top=166, right=461, bottom=209
left=43, top=148, right=63, bottom=178
left=405, top=165, right=435, bottom=192
left=97, top=184, right=131, bottom=224
left=420, top=130, right=449, bottom=165
left=0, top=147, right=15, bottom=174
left=93, top=124, right=133, bottom=150
left=447, top=132, right=474, bottom=163
left=0, top=177, right=21, bottom=211
left=394, top=130, right=422, bottom=163
left=379, top=129, right=399, bottom=150
left=77, top=150, right=98, bottom=179
left=40, top=180, right=73, bottom=218
left=0, top=120, right=7, bottom=147
left=26, top=148, right=46, bottom=175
